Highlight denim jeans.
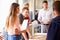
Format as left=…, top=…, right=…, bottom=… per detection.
left=4, top=31, right=8, bottom=40
left=8, top=35, right=20, bottom=40
left=4, top=31, right=28, bottom=40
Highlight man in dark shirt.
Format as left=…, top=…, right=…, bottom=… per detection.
left=19, top=7, right=32, bottom=40
left=46, top=1, right=60, bottom=40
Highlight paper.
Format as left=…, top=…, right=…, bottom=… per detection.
left=20, top=20, right=28, bottom=31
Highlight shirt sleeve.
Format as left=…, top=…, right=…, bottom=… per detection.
left=38, top=10, right=42, bottom=21
left=19, top=14, right=24, bottom=24
left=46, top=20, right=58, bottom=40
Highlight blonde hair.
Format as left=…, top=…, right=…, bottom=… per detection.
left=6, top=3, right=19, bottom=28
left=23, top=2, right=29, bottom=8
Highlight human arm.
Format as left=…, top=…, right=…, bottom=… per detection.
left=38, top=10, right=43, bottom=24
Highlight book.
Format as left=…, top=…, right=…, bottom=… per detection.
left=20, top=20, right=28, bottom=31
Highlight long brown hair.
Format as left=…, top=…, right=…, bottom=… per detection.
left=6, top=3, right=19, bottom=28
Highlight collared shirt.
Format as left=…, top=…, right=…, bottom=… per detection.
left=38, top=8, right=52, bottom=24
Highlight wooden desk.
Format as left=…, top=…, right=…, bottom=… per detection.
left=29, top=33, right=47, bottom=40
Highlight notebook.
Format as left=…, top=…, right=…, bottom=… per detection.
left=20, top=20, right=28, bottom=31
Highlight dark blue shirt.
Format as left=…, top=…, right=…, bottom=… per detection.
left=46, top=16, right=60, bottom=40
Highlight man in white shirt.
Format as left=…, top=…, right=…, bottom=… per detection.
left=38, top=1, right=52, bottom=33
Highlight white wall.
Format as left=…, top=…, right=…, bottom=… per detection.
left=18, top=0, right=23, bottom=12
left=0, top=0, right=16, bottom=32
left=35, top=0, right=53, bottom=10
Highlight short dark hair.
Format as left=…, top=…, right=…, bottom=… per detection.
left=43, top=1, right=48, bottom=4
left=53, top=1, right=60, bottom=13
left=22, top=7, right=29, bottom=11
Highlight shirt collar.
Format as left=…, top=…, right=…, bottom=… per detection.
left=43, top=8, right=48, bottom=11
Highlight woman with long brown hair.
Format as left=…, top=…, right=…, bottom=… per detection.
left=5, top=3, right=28, bottom=40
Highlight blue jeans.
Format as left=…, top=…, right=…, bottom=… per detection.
left=4, top=31, right=8, bottom=40
left=8, top=35, right=20, bottom=40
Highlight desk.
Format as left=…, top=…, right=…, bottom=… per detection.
left=29, top=33, right=47, bottom=40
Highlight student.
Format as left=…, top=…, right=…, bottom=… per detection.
left=23, top=2, right=33, bottom=21
left=23, top=2, right=29, bottom=8
left=19, top=7, right=32, bottom=40
left=38, top=1, right=52, bottom=33
left=5, top=3, right=28, bottom=40
left=46, top=1, right=60, bottom=40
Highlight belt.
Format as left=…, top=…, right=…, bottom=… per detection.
left=43, top=24, right=49, bottom=25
